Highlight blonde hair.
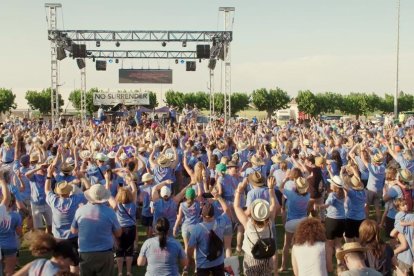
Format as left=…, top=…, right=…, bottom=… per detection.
left=115, top=187, right=133, bottom=204
left=194, top=162, right=206, bottom=183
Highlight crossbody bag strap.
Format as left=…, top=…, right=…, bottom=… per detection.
left=38, top=259, right=48, bottom=276
left=119, top=203, right=135, bottom=222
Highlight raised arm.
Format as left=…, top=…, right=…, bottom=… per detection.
left=267, top=176, right=279, bottom=219
left=44, top=163, right=55, bottom=194
left=233, top=178, right=248, bottom=228
left=0, top=170, right=10, bottom=206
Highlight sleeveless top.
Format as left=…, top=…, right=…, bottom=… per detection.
left=292, top=242, right=328, bottom=276
left=242, top=219, right=273, bottom=257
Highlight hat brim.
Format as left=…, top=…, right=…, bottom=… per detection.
left=142, top=176, right=154, bottom=182
left=336, top=247, right=366, bottom=260
left=84, top=188, right=110, bottom=204
left=328, top=179, right=344, bottom=188
left=251, top=161, right=265, bottom=166
left=54, top=186, right=73, bottom=195
left=250, top=199, right=270, bottom=222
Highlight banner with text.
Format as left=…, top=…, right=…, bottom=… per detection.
left=93, top=91, right=150, bottom=106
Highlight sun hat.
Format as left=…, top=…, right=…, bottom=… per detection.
left=54, top=181, right=73, bottom=196
left=217, top=141, right=226, bottom=151
left=372, top=153, right=383, bottom=164
left=226, top=161, right=238, bottom=168
left=295, top=177, right=309, bottom=194
left=94, top=152, right=109, bottom=162
left=315, top=156, right=326, bottom=167
left=66, top=157, right=75, bottom=166
left=271, top=154, right=285, bottom=164
left=303, top=139, right=310, bottom=146
left=185, top=188, right=196, bottom=200
left=61, top=162, right=74, bottom=174
left=237, top=142, right=249, bottom=151
left=328, top=175, right=344, bottom=188
left=216, top=163, right=227, bottom=173
left=336, top=242, right=367, bottom=260
left=250, top=155, right=265, bottom=166
left=250, top=199, right=270, bottom=222
left=160, top=186, right=172, bottom=198
left=84, top=184, right=111, bottom=204
left=79, top=150, right=92, bottom=160
left=29, top=154, right=39, bottom=163
left=157, top=154, right=172, bottom=168
left=201, top=202, right=215, bottom=217
left=350, top=175, right=364, bottom=191
left=119, top=153, right=128, bottom=161
left=399, top=169, right=413, bottom=183
left=248, top=171, right=265, bottom=187
left=107, top=151, right=116, bottom=159
left=142, top=173, right=154, bottom=182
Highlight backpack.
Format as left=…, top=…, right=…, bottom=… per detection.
left=199, top=222, right=224, bottom=261
left=401, top=187, right=413, bottom=212
left=247, top=222, right=276, bottom=259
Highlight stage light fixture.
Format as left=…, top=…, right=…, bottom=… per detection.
left=199, top=59, right=202, bottom=63
left=115, top=59, right=119, bottom=64
left=76, top=58, right=85, bottom=69
left=96, top=41, right=100, bottom=47
left=162, top=41, right=167, bottom=47
left=92, top=57, right=95, bottom=62
left=115, top=41, right=120, bottom=47
left=182, top=41, right=187, bottom=47
left=96, top=60, right=107, bottom=71
left=86, top=51, right=92, bottom=56
left=57, top=47, right=66, bottom=60
left=175, top=59, right=178, bottom=64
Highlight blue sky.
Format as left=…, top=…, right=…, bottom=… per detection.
left=1, top=0, right=413, bottom=108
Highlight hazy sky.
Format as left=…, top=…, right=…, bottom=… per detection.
left=1, top=0, right=413, bottom=109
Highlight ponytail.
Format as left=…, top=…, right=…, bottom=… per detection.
left=156, top=217, right=170, bottom=250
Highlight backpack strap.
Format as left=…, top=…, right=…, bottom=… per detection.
left=246, top=221, right=272, bottom=245
left=38, top=259, right=48, bottom=276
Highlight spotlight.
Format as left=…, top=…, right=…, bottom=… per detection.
left=115, top=59, right=119, bottom=64
left=92, top=56, right=95, bottom=62
left=161, top=41, right=167, bottom=47
left=96, top=41, right=100, bottom=47
left=182, top=41, right=187, bottom=47
left=115, top=41, right=120, bottom=47
left=86, top=51, right=92, bottom=56
left=199, top=59, right=202, bottom=63
left=175, top=59, right=178, bottom=64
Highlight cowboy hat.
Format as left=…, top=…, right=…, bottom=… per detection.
left=399, top=169, right=413, bottom=183
left=79, top=150, right=92, bottom=160
left=94, top=152, right=109, bottom=162
left=142, top=173, right=154, bottom=182
left=250, top=156, right=265, bottom=166
left=336, top=242, right=367, bottom=260
left=107, top=151, right=116, bottom=159
left=315, top=156, right=326, bottom=167
left=66, top=157, right=75, bottom=166
left=303, top=139, right=310, bottom=146
left=157, top=154, right=172, bottom=168
left=295, top=177, right=309, bottom=194
left=29, top=154, right=39, bottom=163
left=328, top=175, right=344, bottom=188
left=403, top=150, right=413, bottom=161
left=84, top=184, right=111, bottom=204
left=119, top=153, right=128, bottom=161
left=350, top=175, right=364, bottom=191
left=271, top=154, right=285, bottom=164
left=226, top=161, right=238, bottom=168
left=248, top=171, right=264, bottom=187
left=237, top=142, right=248, bottom=151
left=250, top=199, right=270, bottom=222
left=61, top=162, right=74, bottom=174
left=54, top=181, right=73, bottom=196
left=372, top=153, right=383, bottom=164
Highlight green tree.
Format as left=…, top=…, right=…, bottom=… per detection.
left=230, top=92, right=250, bottom=116
left=0, top=88, right=17, bottom=114
left=339, top=93, right=374, bottom=119
left=145, top=91, right=158, bottom=109
left=379, top=92, right=414, bottom=113
left=68, top=88, right=99, bottom=115
left=316, top=92, right=343, bottom=114
left=25, top=88, right=64, bottom=115
left=252, top=88, right=290, bottom=119
left=165, top=90, right=184, bottom=110
left=296, top=90, right=318, bottom=117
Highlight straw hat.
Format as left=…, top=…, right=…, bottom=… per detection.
left=119, top=153, right=128, bottom=161
left=66, top=157, right=75, bottom=166
left=303, top=139, right=310, bottom=146
left=107, top=151, right=116, bottom=159
left=94, top=153, right=109, bottom=162
left=217, top=141, right=226, bottom=151
left=315, top=156, right=326, bottom=167
left=84, top=184, right=111, bottom=203
left=61, top=162, right=74, bottom=174
left=328, top=175, right=344, bottom=188
left=248, top=171, right=264, bottom=187
left=250, top=156, right=265, bottom=166
left=79, top=150, right=92, bottom=160
left=350, top=175, right=364, bottom=191
left=336, top=242, right=367, bottom=260
left=271, top=154, right=285, bottom=164
left=295, top=177, right=309, bottom=194
left=142, top=173, right=154, bottom=182
left=399, top=169, right=413, bottom=183
left=237, top=142, right=248, bottom=151
left=29, top=154, right=39, bottom=163
left=54, top=181, right=73, bottom=196
left=372, top=153, right=384, bottom=164
left=157, top=154, right=172, bottom=168
left=403, top=150, right=413, bottom=161
left=250, top=199, right=270, bottom=222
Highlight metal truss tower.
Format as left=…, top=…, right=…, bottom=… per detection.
left=80, top=59, right=86, bottom=125
left=45, top=3, right=62, bottom=128
left=220, top=7, right=235, bottom=126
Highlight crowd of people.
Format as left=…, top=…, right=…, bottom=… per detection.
left=0, top=109, right=413, bottom=276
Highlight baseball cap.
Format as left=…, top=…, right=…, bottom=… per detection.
left=185, top=188, right=196, bottom=200
left=160, top=186, right=171, bottom=198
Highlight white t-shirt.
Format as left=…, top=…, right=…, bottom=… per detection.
left=292, top=241, right=328, bottom=276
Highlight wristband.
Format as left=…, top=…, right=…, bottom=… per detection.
left=47, top=177, right=52, bottom=180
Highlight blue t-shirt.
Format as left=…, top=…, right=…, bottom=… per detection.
left=246, top=187, right=270, bottom=206
left=29, top=174, right=47, bottom=205
left=139, top=236, right=185, bottom=276
left=153, top=166, right=175, bottom=185
left=188, top=216, right=227, bottom=269
left=46, top=192, right=87, bottom=239
left=0, top=211, right=22, bottom=249
left=28, top=259, right=60, bottom=276
left=283, top=189, right=310, bottom=221
left=386, top=186, right=403, bottom=219
left=394, top=212, right=414, bottom=265
left=152, top=199, right=178, bottom=232
left=219, top=174, right=239, bottom=202
left=116, top=202, right=137, bottom=227
left=366, top=163, right=385, bottom=193
left=71, top=202, right=121, bottom=252
left=345, top=189, right=366, bottom=221
left=15, top=165, right=31, bottom=201
left=325, top=192, right=345, bottom=219
left=180, top=201, right=201, bottom=228
left=140, top=184, right=154, bottom=217
left=354, top=156, right=369, bottom=181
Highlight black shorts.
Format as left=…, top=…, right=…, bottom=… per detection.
left=325, top=217, right=345, bottom=240
left=115, top=225, right=136, bottom=258
left=141, top=216, right=153, bottom=227
left=345, top=218, right=364, bottom=239
left=384, top=217, right=395, bottom=238
left=275, top=190, right=283, bottom=206
left=56, top=237, right=80, bottom=266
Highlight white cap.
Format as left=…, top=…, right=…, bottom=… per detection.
left=160, top=186, right=171, bottom=198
